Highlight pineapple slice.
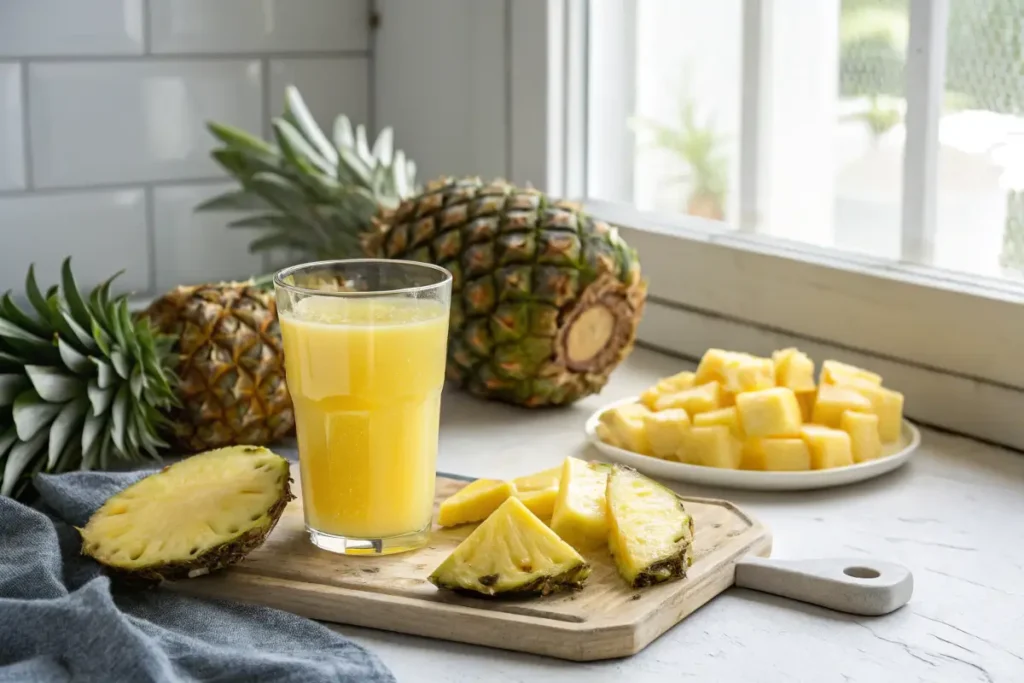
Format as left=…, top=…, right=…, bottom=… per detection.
left=79, top=446, right=294, bottom=582
left=550, top=457, right=611, bottom=551
left=641, top=409, right=691, bottom=459
left=606, top=466, right=695, bottom=588
left=438, top=478, right=514, bottom=527
left=512, top=466, right=561, bottom=520
left=428, top=497, right=591, bottom=596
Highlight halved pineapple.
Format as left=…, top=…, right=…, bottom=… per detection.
left=512, top=466, right=560, bottom=520
left=79, top=446, right=294, bottom=582
left=606, top=466, right=695, bottom=588
left=437, top=479, right=514, bottom=527
left=429, top=497, right=591, bottom=596
left=550, top=457, right=612, bottom=551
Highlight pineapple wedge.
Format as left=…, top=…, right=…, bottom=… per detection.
left=550, top=457, right=611, bottom=551
left=428, top=497, right=591, bottom=596
left=438, top=479, right=514, bottom=527
left=79, top=446, right=294, bottom=582
left=512, top=466, right=561, bottom=520
left=606, top=466, right=695, bottom=588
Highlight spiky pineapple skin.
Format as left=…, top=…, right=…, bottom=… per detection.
left=373, top=177, right=647, bottom=407
left=140, top=284, right=294, bottom=452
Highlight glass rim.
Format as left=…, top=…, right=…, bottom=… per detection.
left=273, top=258, right=453, bottom=297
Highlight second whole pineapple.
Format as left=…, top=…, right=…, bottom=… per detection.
left=195, top=86, right=647, bottom=408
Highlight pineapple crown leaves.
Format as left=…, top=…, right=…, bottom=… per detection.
left=198, top=85, right=419, bottom=260
left=0, top=258, right=177, bottom=501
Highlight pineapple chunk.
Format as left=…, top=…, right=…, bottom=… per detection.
left=720, top=354, right=776, bottom=394
left=551, top=458, right=611, bottom=551
left=79, top=446, right=292, bottom=582
left=800, top=425, right=854, bottom=469
left=680, top=425, right=742, bottom=469
left=606, top=466, right=695, bottom=588
left=438, top=478, right=514, bottom=527
left=641, top=409, right=691, bottom=459
left=595, top=423, right=621, bottom=448
left=735, top=387, right=803, bottom=438
left=428, top=497, right=591, bottom=596
left=512, top=466, right=561, bottom=520
left=695, top=348, right=740, bottom=385
left=795, top=390, right=816, bottom=423
left=653, top=381, right=721, bottom=416
left=693, top=406, right=743, bottom=438
left=639, top=371, right=697, bottom=409
left=843, top=380, right=904, bottom=443
left=743, top=438, right=811, bottom=471
left=599, top=403, right=652, bottom=455
left=840, top=410, right=883, bottom=463
left=821, top=360, right=882, bottom=387
left=772, top=348, right=816, bottom=393
left=811, top=383, right=873, bottom=428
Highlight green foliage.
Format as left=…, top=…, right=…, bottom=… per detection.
left=0, top=259, right=176, bottom=501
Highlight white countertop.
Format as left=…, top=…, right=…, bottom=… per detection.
left=331, top=347, right=1024, bottom=683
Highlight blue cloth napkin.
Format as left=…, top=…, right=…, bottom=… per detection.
left=0, top=470, right=395, bottom=683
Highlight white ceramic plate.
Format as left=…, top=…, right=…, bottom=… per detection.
left=585, top=396, right=921, bottom=491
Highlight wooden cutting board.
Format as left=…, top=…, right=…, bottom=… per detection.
left=170, top=468, right=772, bottom=661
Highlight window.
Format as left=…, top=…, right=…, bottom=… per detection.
left=548, top=0, right=1024, bottom=448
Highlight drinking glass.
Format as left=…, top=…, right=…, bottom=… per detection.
left=274, top=259, right=452, bottom=555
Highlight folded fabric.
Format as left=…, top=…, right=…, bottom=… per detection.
left=0, top=470, right=395, bottom=683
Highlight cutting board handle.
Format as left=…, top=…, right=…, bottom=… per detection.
left=733, top=556, right=913, bottom=616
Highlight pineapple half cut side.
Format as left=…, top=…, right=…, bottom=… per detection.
left=607, top=465, right=695, bottom=588
left=429, top=497, right=592, bottom=597
left=79, top=446, right=294, bottom=582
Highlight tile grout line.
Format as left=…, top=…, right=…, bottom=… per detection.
left=144, top=185, right=157, bottom=294
left=19, top=60, right=33, bottom=190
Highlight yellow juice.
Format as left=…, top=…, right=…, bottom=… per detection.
left=280, top=295, right=449, bottom=539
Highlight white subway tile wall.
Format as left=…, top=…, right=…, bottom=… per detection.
left=0, top=0, right=370, bottom=295
left=0, top=190, right=149, bottom=294
left=0, top=64, right=25, bottom=191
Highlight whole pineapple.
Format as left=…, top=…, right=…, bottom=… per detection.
left=0, top=259, right=176, bottom=500
left=199, top=87, right=647, bottom=407
left=139, top=283, right=293, bottom=452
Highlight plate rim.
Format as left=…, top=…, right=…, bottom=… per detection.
left=585, top=395, right=921, bottom=490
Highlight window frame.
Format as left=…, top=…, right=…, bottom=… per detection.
left=528, top=0, right=1024, bottom=450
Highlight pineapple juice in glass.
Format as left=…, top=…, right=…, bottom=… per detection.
left=275, top=259, right=452, bottom=555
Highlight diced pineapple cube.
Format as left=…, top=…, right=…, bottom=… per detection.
left=821, top=360, right=882, bottom=387
left=843, top=381, right=904, bottom=443
left=811, top=383, right=873, bottom=428
left=641, top=409, right=691, bottom=459
left=800, top=425, right=854, bottom=469
left=679, top=425, right=742, bottom=469
left=511, top=466, right=561, bottom=493
left=693, top=406, right=743, bottom=438
left=735, top=387, right=803, bottom=438
left=796, top=390, right=816, bottom=423
left=598, top=404, right=652, bottom=455
left=551, top=457, right=611, bottom=551
left=638, top=371, right=697, bottom=409
left=773, top=348, right=816, bottom=392
left=720, top=354, right=776, bottom=394
left=438, top=479, right=515, bottom=527
left=743, top=438, right=812, bottom=471
left=840, top=410, right=883, bottom=463
left=653, top=381, right=721, bottom=416
left=595, top=423, right=621, bottom=448
left=694, top=349, right=739, bottom=385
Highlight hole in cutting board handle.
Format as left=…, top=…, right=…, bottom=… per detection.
left=843, top=566, right=881, bottom=579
